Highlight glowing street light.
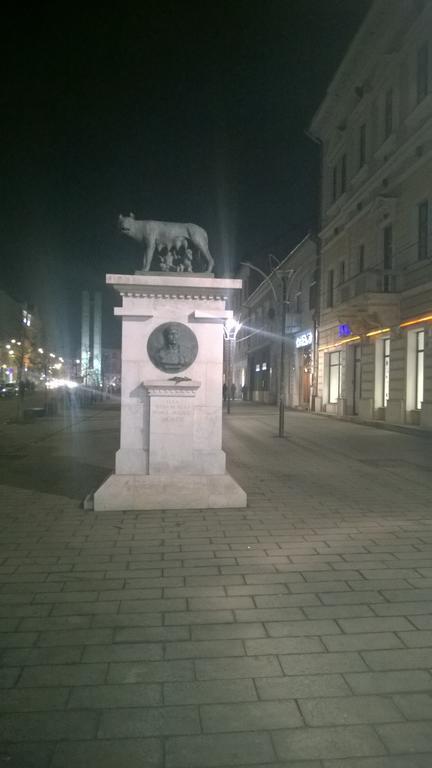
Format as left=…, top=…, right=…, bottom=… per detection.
left=223, top=318, right=242, bottom=415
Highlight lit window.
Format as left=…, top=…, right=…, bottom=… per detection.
left=383, top=338, right=390, bottom=405
left=329, top=351, right=341, bottom=404
left=416, top=330, right=424, bottom=409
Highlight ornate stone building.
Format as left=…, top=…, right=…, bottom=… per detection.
left=310, top=0, right=432, bottom=427
left=234, top=235, right=319, bottom=408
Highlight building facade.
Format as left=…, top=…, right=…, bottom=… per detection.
left=234, top=236, right=319, bottom=408
left=310, top=0, right=432, bottom=428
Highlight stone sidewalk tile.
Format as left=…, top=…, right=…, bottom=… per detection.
left=344, top=670, right=432, bottom=694
left=376, top=721, right=432, bottom=753
left=396, top=630, right=432, bottom=647
left=272, top=724, right=386, bottom=760
left=322, top=632, right=403, bottom=652
left=0, top=710, right=99, bottom=741
left=303, top=603, right=374, bottom=620
left=0, top=742, right=55, bottom=767
left=0, top=687, right=69, bottom=712
left=51, top=738, right=163, bottom=768
left=98, top=705, right=200, bottom=737
left=245, top=637, right=324, bottom=655
left=253, top=594, right=321, bottom=607
left=392, top=692, right=432, bottom=719
left=82, top=642, right=163, bottom=662
left=163, top=678, right=257, bottom=705
left=298, top=695, right=403, bottom=725
left=265, top=619, right=341, bottom=636
left=187, top=596, right=254, bottom=610
left=18, top=615, right=91, bottom=631
left=165, top=731, right=276, bottom=767
left=3, top=647, right=83, bottom=666
left=408, top=614, right=432, bottom=629
left=165, top=639, right=245, bottom=659
left=318, top=592, right=385, bottom=605
left=372, top=602, right=432, bottom=616
left=190, top=622, right=266, bottom=640
left=18, top=663, right=107, bottom=687
left=201, top=700, right=303, bottom=732
left=235, top=607, right=305, bottom=622
left=337, top=617, right=415, bottom=633
left=195, top=655, right=283, bottom=680
left=164, top=610, right=235, bottom=625
left=256, top=673, right=351, bottom=699
left=322, top=756, right=432, bottom=767
left=113, top=626, right=190, bottom=642
left=279, top=652, right=368, bottom=675
left=0, top=632, right=38, bottom=648
left=36, top=628, right=113, bottom=646
left=92, top=612, right=163, bottom=627
left=361, top=648, right=432, bottom=670
left=51, top=601, right=121, bottom=616
left=68, top=683, right=162, bottom=709
left=107, top=659, right=194, bottom=683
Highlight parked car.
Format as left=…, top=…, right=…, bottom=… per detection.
left=0, top=383, right=19, bottom=398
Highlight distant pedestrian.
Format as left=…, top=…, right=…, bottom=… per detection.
left=222, top=383, right=227, bottom=401
left=242, top=384, right=248, bottom=401
left=230, top=383, right=236, bottom=400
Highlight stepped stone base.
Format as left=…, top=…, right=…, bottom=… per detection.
left=94, top=473, right=247, bottom=511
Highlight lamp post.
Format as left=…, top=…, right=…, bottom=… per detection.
left=240, top=261, right=294, bottom=437
left=279, top=274, right=287, bottom=438
left=223, top=318, right=241, bottom=415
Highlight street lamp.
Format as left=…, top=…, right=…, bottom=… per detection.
left=223, top=318, right=242, bottom=415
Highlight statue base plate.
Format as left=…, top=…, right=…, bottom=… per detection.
left=93, top=472, right=247, bottom=511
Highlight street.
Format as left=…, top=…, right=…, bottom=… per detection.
left=0, top=402, right=432, bottom=766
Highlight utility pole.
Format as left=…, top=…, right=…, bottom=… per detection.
left=278, top=274, right=287, bottom=438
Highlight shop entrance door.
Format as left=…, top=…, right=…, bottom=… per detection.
left=301, top=346, right=312, bottom=407
left=353, top=344, right=361, bottom=415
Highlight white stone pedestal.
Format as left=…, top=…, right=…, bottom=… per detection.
left=94, top=273, right=247, bottom=511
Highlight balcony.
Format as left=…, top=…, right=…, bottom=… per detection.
left=332, top=269, right=400, bottom=332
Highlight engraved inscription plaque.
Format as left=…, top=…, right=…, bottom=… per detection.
left=147, top=322, right=198, bottom=373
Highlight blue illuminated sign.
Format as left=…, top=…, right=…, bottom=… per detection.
left=338, top=324, right=352, bottom=337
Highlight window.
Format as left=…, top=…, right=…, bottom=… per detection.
left=22, top=310, right=32, bottom=327
left=296, top=281, right=302, bottom=313
left=329, top=351, right=341, bottom=404
left=383, top=225, right=393, bottom=292
left=341, top=154, right=347, bottom=193
left=332, top=166, right=337, bottom=202
left=359, top=123, right=366, bottom=168
left=383, top=338, right=390, bottom=406
left=416, top=330, right=424, bottom=409
left=384, top=88, right=393, bottom=139
left=358, top=244, right=365, bottom=273
left=383, top=225, right=393, bottom=269
left=326, top=270, right=334, bottom=308
left=418, top=200, right=429, bottom=260
left=339, top=261, right=346, bottom=284
left=417, top=42, right=429, bottom=104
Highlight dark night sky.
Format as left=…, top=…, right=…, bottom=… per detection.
left=2, top=1, right=371, bottom=355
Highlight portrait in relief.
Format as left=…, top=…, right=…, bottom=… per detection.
left=147, top=322, right=198, bottom=373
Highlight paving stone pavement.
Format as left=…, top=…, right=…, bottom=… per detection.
left=0, top=403, right=432, bottom=767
